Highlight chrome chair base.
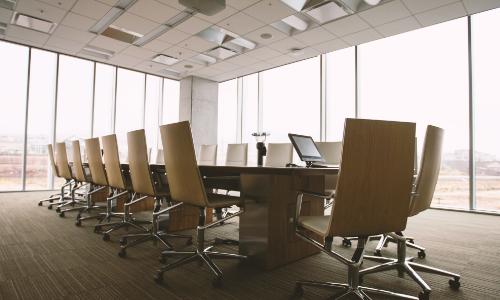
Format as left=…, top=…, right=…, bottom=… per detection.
left=360, top=234, right=461, bottom=300
left=374, top=233, right=426, bottom=258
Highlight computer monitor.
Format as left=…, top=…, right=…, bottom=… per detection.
left=288, top=133, right=325, bottom=165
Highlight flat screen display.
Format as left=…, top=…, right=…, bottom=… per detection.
left=288, top=133, right=324, bottom=162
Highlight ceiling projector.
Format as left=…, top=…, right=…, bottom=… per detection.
left=179, top=0, right=226, bottom=16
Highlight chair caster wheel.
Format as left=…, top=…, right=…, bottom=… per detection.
left=49, top=199, right=54, bottom=203
left=449, top=278, right=460, bottom=290
left=75, top=220, right=82, bottom=227
left=55, top=207, right=61, bottom=213
left=118, top=249, right=126, bottom=258
left=38, top=202, right=42, bottom=206
left=154, top=272, right=164, bottom=284
left=374, top=250, right=382, bottom=257
left=186, top=238, right=193, bottom=246
left=408, top=238, right=415, bottom=244
left=212, top=277, right=223, bottom=288
left=94, top=226, right=101, bottom=233
left=48, top=205, right=53, bottom=210
left=102, top=233, right=110, bottom=241
left=59, top=212, right=65, bottom=217
left=119, top=237, right=127, bottom=246
left=294, top=284, right=304, bottom=296
left=418, top=291, right=430, bottom=300
left=418, top=250, right=426, bottom=259
left=342, top=239, right=352, bottom=247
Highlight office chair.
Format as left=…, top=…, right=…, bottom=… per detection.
left=199, top=144, right=217, bottom=165
left=359, top=125, right=461, bottom=300
left=38, top=144, right=73, bottom=206
left=154, top=121, right=248, bottom=287
left=293, top=118, right=417, bottom=300
left=117, top=129, right=192, bottom=257
left=265, top=143, right=293, bottom=167
left=155, top=148, right=164, bottom=164
left=94, top=134, right=150, bottom=241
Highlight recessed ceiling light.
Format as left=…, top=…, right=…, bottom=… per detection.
left=11, top=12, right=57, bottom=33
left=305, top=1, right=348, bottom=24
left=191, top=53, right=217, bottom=65
left=260, top=33, right=273, bottom=39
left=152, top=54, right=179, bottom=66
left=290, top=47, right=304, bottom=56
left=206, top=46, right=237, bottom=60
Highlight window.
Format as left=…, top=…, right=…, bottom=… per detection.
left=358, top=18, right=469, bottom=209
left=0, top=41, right=29, bottom=191
left=93, top=63, right=116, bottom=137
left=145, top=75, right=162, bottom=153
left=115, top=68, right=145, bottom=159
left=262, top=57, right=321, bottom=143
left=26, top=49, right=57, bottom=190
left=241, top=74, right=259, bottom=165
left=56, top=55, right=94, bottom=144
left=472, top=8, right=500, bottom=212
left=325, top=47, right=356, bottom=141
left=162, top=78, right=180, bottom=125
left=217, top=79, right=238, bottom=163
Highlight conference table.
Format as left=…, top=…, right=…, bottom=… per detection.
left=85, top=162, right=339, bottom=270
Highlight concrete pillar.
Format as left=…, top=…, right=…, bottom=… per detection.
left=179, top=76, right=218, bottom=153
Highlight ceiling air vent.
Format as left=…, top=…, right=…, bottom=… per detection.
left=0, top=0, right=16, bottom=10
left=159, top=68, right=181, bottom=77
left=206, top=46, right=237, bottom=60
left=101, top=25, right=143, bottom=44
left=152, top=54, right=179, bottom=66
left=179, top=0, right=225, bottom=16
left=11, top=12, right=57, bottom=33
left=81, top=45, right=115, bottom=60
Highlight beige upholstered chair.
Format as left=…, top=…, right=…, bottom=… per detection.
left=315, top=141, right=342, bottom=198
left=38, top=144, right=73, bottom=207
left=154, top=121, right=247, bottom=287
left=293, top=118, right=417, bottom=300
left=199, top=144, right=217, bottom=165
left=226, top=143, right=248, bottom=166
left=117, top=129, right=192, bottom=257
left=360, top=126, right=461, bottom=300
left=265, top=143, right=293, bottom=167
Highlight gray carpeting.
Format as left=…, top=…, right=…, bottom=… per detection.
left=0, top=191, right=499, bottom=299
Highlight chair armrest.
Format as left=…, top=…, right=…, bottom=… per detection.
left=124, top=195, right=149, bottom=207
left=153, top=201, right=183, bottom=217
left=297, top=190, right=335, bottom=200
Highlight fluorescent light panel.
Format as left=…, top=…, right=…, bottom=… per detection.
left=152, top=54, right=179, bottom=66
left=11, top=12, right=56, bottom=33
left=81, top=45, right=115, bottom=59
left=134, top=9, right=194, bottom=46
left=191, top=53, right=216, bottom=65
left=102, top=25, right=142, bottom=43
left=305, top=1, right=348, bottom=23
left=207, top=46, right=237, bottom=60
left=89, top=0, right=136, bottom=34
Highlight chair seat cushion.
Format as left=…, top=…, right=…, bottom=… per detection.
left=206, top=193, right=244, bottom=208
left=298, top=215, right=330, bottom=236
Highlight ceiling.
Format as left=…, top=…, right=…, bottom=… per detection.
left=1, top=0, right=499, bottom=82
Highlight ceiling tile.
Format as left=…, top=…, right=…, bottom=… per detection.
left=0, top=7, right=13, bottom=24
left=376, top=16, right=421, bottom=37
left=415, top=2, right=466, bottom=26
left=39, top=0, right=77, bottom=11
left=61, top=12, right=96, bottom=31
left=109, top=53, right=143, bottom=67
left=71, top=0, right=112, bottom=20
left=243, top=25, right=288, bottom=46
left=53, top=25, right=96, bottom=44
left=154, top=0, right=185, bottom=10
left=134, top=60, right=167, bottom=72
left=162, top=45, right=197, bottom=60
left=211, top=61, right=240, bottom=72
left=245, top=60, right=273, bottom=71
left=175, top=16, right=211, bottom=35
left=218, top=12, right=264, bottom=35
left=170, top=60, right=205, bottom=72
left=88, top=35, right=130, bottom=52
left=312, top=38, right=349, bottom=53
left=197, top=5, right=238, bottom=23
left=243, top=0, right=296, bottom=24
left=157, top=28, right=189, bottom=44
left=227, top=0, right=261, bottom=10
left=121, top=45, right=157, bottom=59
left=128, top=0, right=180, bottom=24
left=292, top=26, right=336, bottom=46
left=358, top=0, right=411, bottom=27
left=16, top=0, right=67, bottom=23
left=5, top=25, right=50, bottom=44
left=462, top=0, right=500, bottom=14
left=224, top=53, right=261, bottom=66
left=5, top=35, right=45, bottom=47
left=402, top=0, right=459, bottom=14
left=143, top=39, right=172, bottom=52
left=341, top=28, right=382, bottom=46
left=268, top=37, right=305, bottom=53
left=245, top=46, right=282, bottom=60
left=322, top=14, right=370, bottom=37
left=265, top=54, right=296, bottom=66
left=45, top=35, right=84, bottom=53
left=178, top=35, right=218, bottom=52
left=113, top=12, right=159, bottom=35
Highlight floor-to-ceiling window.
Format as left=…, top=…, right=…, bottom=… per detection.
left=217, top=78, right=238, bottom=163
left=145, top=75, right=162, bottom=157
left=472, top=7, right=500, bottom=211
left=26, top=49, right=57, bottom=190
left=93, top=63, right=116, bottom=138
left=0, top=42, right=29, bottom=191
left=242, top=74, right=259, bottom=165
left=162, top=78, right=180, bottom=125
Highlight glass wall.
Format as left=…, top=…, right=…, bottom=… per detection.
left=472, top=8, right=500, bottom=211
left=0, top=39, right=180, bottom=192
left=0, top=42, right=29, bottom=191
left=26, top=49, right=57, bottom=190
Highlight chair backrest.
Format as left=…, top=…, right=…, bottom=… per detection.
left=160, top=121, right=208, bottom=207
left=85, top=137, right=108, bottom=187
left=226, top=143, right=248, bottom=166
left=101, top=134, right=126, bottom=190
left=55, top=142, right=72, bottom=180
left=265, top=143, right=293, bottom=167
left=328, top=118, right=415, bottom=237
left=316, top=141, right=342, bottom=164
left=409, top=125, right=444, bottom=217
left=199, top=144, right=217, bottom=165
left=156, top=148, right=164, bottom=164
left=47, top=144, right=59, bottom=177
left=72, top=140, right=87, bottom=182
left=127, top=129, right=155, bottom=196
